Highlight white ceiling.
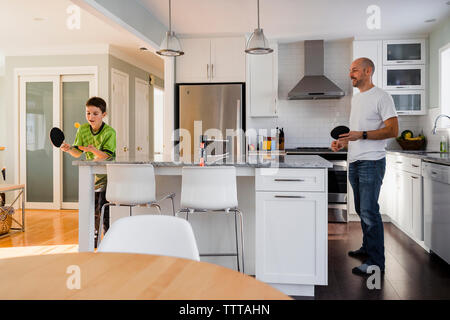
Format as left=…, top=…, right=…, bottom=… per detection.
left=0, top=0, right=163, bottom=76
left=138, top=0, right=450, bottom=41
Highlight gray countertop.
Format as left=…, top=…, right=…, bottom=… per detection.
left=387, top=150, right=450, bottom=166
left=73, top=154, right=333, bottom=168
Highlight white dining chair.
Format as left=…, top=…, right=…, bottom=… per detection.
left=97, top=215, right=200, bottom=261
left=97, top=164, right=176, bottom=248
left=176, top=166, right=245, bottom=273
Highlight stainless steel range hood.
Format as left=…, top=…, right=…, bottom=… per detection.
left=288, top=40, right=345, bottom=100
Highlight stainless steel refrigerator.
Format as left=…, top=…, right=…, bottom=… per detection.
left=176, top=83, right=245, bottom=163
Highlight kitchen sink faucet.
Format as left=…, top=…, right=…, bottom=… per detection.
left=432, top=114, right=450, bottom=134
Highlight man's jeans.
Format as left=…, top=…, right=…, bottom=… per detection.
left=349, top=158, right=386, bottom=270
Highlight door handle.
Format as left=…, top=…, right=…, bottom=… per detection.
left=211, top=64, right=214, bottom=79
left=123, top=146, right=128, bottom=152
left=137, top=146, right=142, bottom=151
left=275, top=195, right=305, bottom=199
left=274, top=178, right=304, bottom=182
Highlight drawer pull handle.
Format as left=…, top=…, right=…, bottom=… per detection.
left=274, top=179, right=304, bottom=182
left=412, top=164, right=419, bottom=167
left=411, top=176, right=419, bottom=179
left=431, top=171, right=438, bottom=174
left=274, top=195, right=305, bottom=199
left=396, top=161, right=403, bottom=164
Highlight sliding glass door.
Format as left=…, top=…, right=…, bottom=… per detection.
left=19, top=74, right=95, bottom=209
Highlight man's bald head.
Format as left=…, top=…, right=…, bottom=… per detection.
left=354, top=57, right=375, bottom=76
left=349, top=57, right=375, bottom=89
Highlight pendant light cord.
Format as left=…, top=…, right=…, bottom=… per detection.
left=169, top=0, right=172, bottom=32
left=257, top=0, right=260, bottom=29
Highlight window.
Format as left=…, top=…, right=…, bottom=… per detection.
left=153, top=87, right=164, bottom=154
left=440, top=43, right=450, bottom=127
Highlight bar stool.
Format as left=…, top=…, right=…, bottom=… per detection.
left=97, top=164, right=176, bottom=248
left=176, top=166, right=245, bottom=273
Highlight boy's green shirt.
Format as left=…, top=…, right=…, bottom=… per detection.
left=73, top=122, right=116, bottom=190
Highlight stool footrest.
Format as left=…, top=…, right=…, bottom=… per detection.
left=200, top=253, right=238, bottom=257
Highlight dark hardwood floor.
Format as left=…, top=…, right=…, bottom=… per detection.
left=294, top=222, right=450, bottom=300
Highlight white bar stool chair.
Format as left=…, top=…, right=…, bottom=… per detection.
left=97, top=163, right=176, bottom=247
left=176, top=166, right=245, bottom=273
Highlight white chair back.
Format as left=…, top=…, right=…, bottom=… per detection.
left=180, top=166, right=238, bottom=210
left=106, top=164, right=156, bottom=205
left=98, top=215, right=200, bottom=261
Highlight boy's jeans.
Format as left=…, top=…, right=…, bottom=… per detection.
left=95, top=190, right=110, bottom=239
left=348, top=158, right=386, bottom=270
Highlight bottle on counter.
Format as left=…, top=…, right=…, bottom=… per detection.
left=440, top=135, right=448, bottom=153
left=279, top=128, right=285, bottom=150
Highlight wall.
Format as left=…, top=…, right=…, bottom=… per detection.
left=2, top=54, right=109, bottom=186
left=418, top=17, right=450, bottom=150
left=247, top=40, right=353, bottom=148
left=108, top=54, right=164, bottom=157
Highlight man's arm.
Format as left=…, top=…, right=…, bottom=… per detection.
left=338, top=117, right=399, bottom=143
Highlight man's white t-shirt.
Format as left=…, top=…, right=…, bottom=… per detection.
left=348, top=86, right=397, bottom=163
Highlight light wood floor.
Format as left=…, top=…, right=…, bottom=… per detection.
left=0, top=209, right=79, bottom=258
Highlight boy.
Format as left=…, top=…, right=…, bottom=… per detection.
left=61, top=97, right=116, bottom=246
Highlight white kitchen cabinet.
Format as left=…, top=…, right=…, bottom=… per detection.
left=352, top=40, right=382, bottom=94
left=411, top=173, right=423, bottom=241
left=255, top=168, right=327, bottom=296
left=255, top=191, right=327, bottom=286
left=383, top=39, right=426, bottom=65
left=396, top=170, right=413, bottom=235
left=210, top=37, right=246, bottom=82
left=379, top=154, right=395, bottom=220
left=176, top=37, right=246, bottom=83
left=247, top=42, right=278, bottom=117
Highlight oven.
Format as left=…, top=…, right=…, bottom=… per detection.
left=286, top=148, right=348, bottom=222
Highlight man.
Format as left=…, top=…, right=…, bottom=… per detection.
left=331, top=58, right=398, bottom=276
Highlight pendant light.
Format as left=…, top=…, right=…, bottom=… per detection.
left=245, top=0, right=273, bottom=54
left=156, top=0, right=184, bottom=57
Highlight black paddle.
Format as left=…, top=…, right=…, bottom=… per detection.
left=49, top=127, right=65, bottom=148
left=330, top=126, right=350, bottom=140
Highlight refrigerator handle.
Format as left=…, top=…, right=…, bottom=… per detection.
left=237, top=99, right=242, bottom=161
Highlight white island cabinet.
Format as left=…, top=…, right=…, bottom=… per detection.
left=255, top=168, right=328, bottom=297
left=74, top=155, right=331, bottom=297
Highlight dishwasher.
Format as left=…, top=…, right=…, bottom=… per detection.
left=422, top=161, right=450, bottom=264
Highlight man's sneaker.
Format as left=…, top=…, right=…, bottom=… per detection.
left=352, top=263, right=385, bottom=276
left=348, top=247, right=368, bottom=258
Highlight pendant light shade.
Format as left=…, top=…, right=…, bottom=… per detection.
left=156, top=0, right=184, bottom=57
left=245, top=0, right=272, bottom=54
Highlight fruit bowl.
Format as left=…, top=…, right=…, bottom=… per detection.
left=396, top=137, right=426, bottom=150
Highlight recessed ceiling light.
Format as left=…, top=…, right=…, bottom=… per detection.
left=425, top=18, right=437, bottom=23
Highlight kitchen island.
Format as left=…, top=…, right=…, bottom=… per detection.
left=73, top=154, right=332, bottom=296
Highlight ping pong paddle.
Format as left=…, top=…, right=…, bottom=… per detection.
left=49, top=127, right=65, bottom=148
left=330, top=126, right=350, bottom=140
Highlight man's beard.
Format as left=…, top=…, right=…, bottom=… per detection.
left=351, top=78, right=361, bottom=88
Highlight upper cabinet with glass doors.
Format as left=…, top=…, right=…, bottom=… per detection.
left=383, top=39, right=426, bottom=65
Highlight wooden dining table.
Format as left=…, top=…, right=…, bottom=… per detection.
left=0, top=252, right=291, bottom=300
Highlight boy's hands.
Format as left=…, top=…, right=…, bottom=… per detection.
left=60, top=143, right=71, bottom=152
left=78, top=145, right=97, bottom=153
